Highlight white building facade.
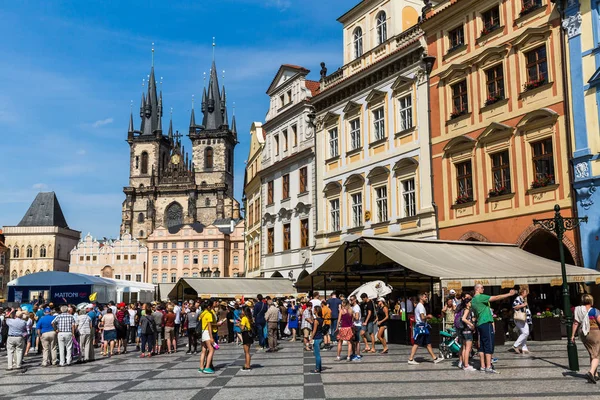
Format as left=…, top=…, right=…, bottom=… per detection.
left=260, top=65, right=320, bottom=281
left=312, top=0, right=438, bottom=270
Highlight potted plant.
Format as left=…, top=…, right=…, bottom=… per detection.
left=428, top=316, right=443, bottom=347
left=523, top=77, right=547, bottom=91
left=531, top=310, right=561, bottom=341
left=493, top=315, right=506, bottom=346
left=455, top=194, right=473, bottom=205
left=450, top=108, right=468, bottom=120
left=488, top=186, right=509, bottom=198
left=484, top=93, right=504, bottom=106
left=480, top=24, right=500, bottom=37
left=530, top=174, right=555, bottom=189
left=520, top=1, right=542, bottom=17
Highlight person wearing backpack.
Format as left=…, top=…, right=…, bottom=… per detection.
left=139, top=304, right=157, bottom=358
left=442, top=298, right=456, bottom=332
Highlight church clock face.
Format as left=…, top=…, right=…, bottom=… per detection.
left=171, top=154, right=181, bottom=165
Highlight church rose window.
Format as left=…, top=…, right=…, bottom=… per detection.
left=165, top=202, right=183, bottom=228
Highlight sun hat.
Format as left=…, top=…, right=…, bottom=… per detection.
left=377, top=297, right=385, bottom=302
left=228, top=301, right=236, bottom=308
left=449, top=289, right=456, bottom=294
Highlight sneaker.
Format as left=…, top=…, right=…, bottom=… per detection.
left=139, top=354, right=145, bottom=358
left=335, top=356, right=342, bottom=361
left=479, top=368, right=487, bottom=372
left=434, top=357, right=444, bottom=364
left=457, top=362, right=463, bottom=369
left=197, top=368, right=204, bottom=374
left=186, top=351, right=191, bottom=355
left=241, top=367, right=252, bottom=371
left=351, top=356, right=361, bottom=362
left=491, top=358, right=498, bottom=363
left=355, top=355, right=362, bottom=360
left=464, top=365, right=476, bottom=371
left=203, top=368, right=215, bottom=374
left=407, top=359, right=419, bottom=365
left=486, top=368, right=500, bottom=374
left=346, top=356, right=351, bottom=362
left=212, top=343, right=219, bottom=350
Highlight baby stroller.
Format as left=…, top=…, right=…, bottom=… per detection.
left=438, top=328, right=461, bottom=359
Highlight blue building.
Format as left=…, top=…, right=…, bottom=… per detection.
left=563, top=0, right=600, bottom=269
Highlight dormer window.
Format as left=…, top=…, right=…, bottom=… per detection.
left=353, top=27, right=363, bottom=59
left=376, top=12, right=387, bottom=45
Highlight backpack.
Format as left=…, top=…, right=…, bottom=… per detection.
left=142, top=316, right=156, bottom=335
left=454, top=310, right=464, bottom=330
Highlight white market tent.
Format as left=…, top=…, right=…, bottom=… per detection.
left=298, top=237, right=600, bottom=291
left=169, top=277, right=297, bottom=301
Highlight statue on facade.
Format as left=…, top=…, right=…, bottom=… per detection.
left=146, top=198, right=155, bottom=219
left=188, top=192, right=197, bottom=219
left=320, top=62, right=327, bottom=80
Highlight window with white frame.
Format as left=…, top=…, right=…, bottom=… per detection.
left=115, top=274, right=121, bottom=280
left=171, top=273, right=177, bottom=283
left=329, top=128, right=339, bottom=158
left=351, top=193, right=363, bottom=227
left=353, top=27, right=363, bottom=59
left=350, top=118, right=361, bottom=150
left=152, top=256, right=158, bottom=264
left=125, top=274, right=131, bottom=281
left=375, top=186, right=388, bottom=222
left=213, top=255, right=218, bottom=265
left=184, top=255, right=189, bottom=264
left=162, top=255, right=168, bottom=264
left=171, top=255, right=177, bottom=264
left=398, top=95, right=413, bottom=131
left=376, top=12, right=387, bottom=45
left=203, top=255, right=209, bottom=265
left=135, top=274, right=142, bottom=282
left=373, top=107, right=385, bottom=141
left=193, top=255, right=198, bottom=264
left=192, top=272, right=198, bottom=277
left=330, top=199, right=340, bottom=231
left=161, top=273, right=167, bottom=283
left=402, top=178, right=416, bottom=217
left=152, top=273, right=158, bottom=284
left=233, top=255, right=239, bottom=264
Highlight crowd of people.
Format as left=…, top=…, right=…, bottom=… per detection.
left=1, top=287, right=599, bottom=379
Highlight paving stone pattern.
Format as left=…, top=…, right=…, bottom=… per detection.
left=1, top=339, right=599, bottom=399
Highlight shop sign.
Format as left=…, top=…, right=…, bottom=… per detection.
left=550, top=278, right=563, bottom=287
left=570, top=276, right=585, bottom=282
left=501, top=280, right=515, bottom=289
left=446, top=281, right=462, bottom=292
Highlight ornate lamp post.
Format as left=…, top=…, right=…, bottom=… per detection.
left=533, top=204, right=587, bottom=371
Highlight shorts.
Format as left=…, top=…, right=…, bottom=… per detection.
left=154, top=330, right=163, bottom=344
left=104, top=330, right=117, bottom=342
left=201, top=330, right=212, bottom=342
left=164, top=326, right=175, bottom=341
left=242, top=331, right=254, bottom=346
left=477, top=322, right=494, bottom=355
left=362, top=321, right=375, bottom=335
left=460, top=332, right=473, bottom=342
left=414, top=333, right=431, bottom=347
left=353, top=326, right=362, bottom=342
left=302, top=328, right=311, bottom=338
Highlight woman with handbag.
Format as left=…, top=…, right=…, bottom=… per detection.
left=512, top=287, right=531, bottom=354
left=287, top=301, right=299, bottom=342
left=572, top=293, right=600, bottom=383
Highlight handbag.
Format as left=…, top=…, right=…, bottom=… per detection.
left=514, top=310, right=527, bottom=322
left=284, top=325, right=291, bottom=336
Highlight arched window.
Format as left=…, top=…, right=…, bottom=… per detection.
left=40, top=245, right=46, bottom=258
left=138, top=213, right=145, bottom=223
left=205, top=147, right=214, bottom=169
left=165, top=202, right=184, bottom=229
left=353, top=27, right=363, bottom=59
left=141, top=152, right=149, bottom=174
left=139, top=230, right=144, bottom=238
left=376, top=12, right=387, bottom=45
left=205, top=198, right=211, bottom=207
left=13, top=247, right=19, bottom=258
left=11, top=271, right=17, bottom=280
left=26, top=246, right=33, bottom=258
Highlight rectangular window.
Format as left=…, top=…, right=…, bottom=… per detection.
left=283, top=223, right=291, bottom=251
left=398, top=95, right=413, bottom=131
left=402, top=178, right=416, bottom=217
left=268, top=228, right=274, bottom=253
left=131, top=255, right=136, bottom=260
left=161, top=273, right=167, bottom=283
left=184, top=242, right=189, bottom=249
left=171, top=256, right=177, bottom=264
left=192, top=272, right=198, bottom=278
left=204, top=241, right=209, bottom=248
left=491, top=150, right=511, bottom=193
left=522, top=0, right=542, bottom=13
left=152, top=273, right=158, bottom=284
left=283, top=130, right=288, bottom=152
left=248, top=203, right=254, bottom=226
left=329, top=128, right=339, bottom=158
left=213, top=255, right=218, bottom=265
left=373, top=107, right=385, bottom=141
left=449, top=25, right=465, bottom=50
left=135, top=274, right=142, bottom=282
left=254, top=201, right=260, bottom=224
left=153, top=243, right=158, bottom=249
left=349, top=119, right=361, bottom=150
left=267, top=181, right=274, bottom=204
left=125, top=274, right=131, bottom=281
left=525, top=46, right=547, bottom=85
left=162, top=255, right=168, bottom=264
left=351, top=193, right=363, bottom=227
left=375, top=186, right=388, bottom=223
left=532, top=138, right=555, bottom=183
left=292, top=124, right=298, bottom=147
left=482, top=7, right=500, bottom=34
left=116, top=255, right=121, bottom=260
left=279, top=94, right=285, bottom=107
left=115, top=274, right=121, bottom=280
left=171, top=273, right=177, bottom=283
left=234, top=243, right=239, bottom=249
left=79, top=256, right=84, bottom=261
left=456, top=161, right=474, bottom=201
left=299, top=167, right=307, bottom=193
left=162, top=243, right=168, bottom=249
left=300, top=219, right=309, bottom=248
left=183, top=272, right=189, bottom=277
left=93, top=255, right=97, bottom=261
left=486, top=65, right=505, bottom=103
left=152, top=256, right=158, bottom=264
left=274, top=134, right=280, bottom=156
left=287, top=89, right=292, bottom=104
left=86, top=256, right=90, bottom=261
left=193, top=255, right=198, bottom=264
left=451, top=80, right=468, bottom=116
left=193, top=241, right=198, bottom=248
left=203, top=255, right=209, bottom=265
left=184, top=255, right=189, bottom=264
left=330, top=199, right=340, bottom=231
left=282, top=174, right=290, bottom=198
left=233, top=255, right=239, bottom=264
left=124, top=255, right=128, bottom=260
left=213, top=241, right=218, bottom=248
left=171, top=243, right=177, bottom=249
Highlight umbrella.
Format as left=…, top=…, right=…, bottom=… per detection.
left=20, top=304, right=34, bottom=312
left=350, top=280, right=393, bottom=302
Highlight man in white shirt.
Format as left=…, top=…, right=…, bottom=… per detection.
left=407, top=293, right=443, bottom=365
left=349, top=295, right=362, bottom=361
left=400, top=298, right=414, bottom=313
left=174, top=303, right=182, bottom=337
left=309, top=292, right=322, bottom=309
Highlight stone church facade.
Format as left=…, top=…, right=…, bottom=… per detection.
left=121, top=59, right=240, bottom=242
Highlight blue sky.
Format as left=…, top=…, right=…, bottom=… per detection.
left=0, top=0, right=356, bottom=238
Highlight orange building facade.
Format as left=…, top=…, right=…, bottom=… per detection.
left=421, top=0, right=579, bottom=264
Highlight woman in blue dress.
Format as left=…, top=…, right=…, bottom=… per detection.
left=232, top=304, right=243, bottom=345
left=287, top=300, right=300, bottom=342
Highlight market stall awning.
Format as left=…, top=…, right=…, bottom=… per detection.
left=300, top=237, right=600, bottom=289
left=169, top=277, right=297, bottom=300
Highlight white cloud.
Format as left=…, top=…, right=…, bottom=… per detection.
left=92, top=118, right=114, bottom=128
left=32, top=183, right=48, bottom=190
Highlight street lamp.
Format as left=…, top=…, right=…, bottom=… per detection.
left=533, top=204, right=587, bottom=371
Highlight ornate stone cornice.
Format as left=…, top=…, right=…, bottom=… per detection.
left=562, top=12, right=582, bottom=39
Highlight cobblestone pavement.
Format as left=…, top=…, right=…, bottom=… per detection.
left=1, top=339, right=598, bottom=399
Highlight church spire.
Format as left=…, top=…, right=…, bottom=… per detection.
left=189, top=95, right=196, bottom=134
left=140, top=44, right=160, bottom=136
left=231, top=114, right=237, bottom=135
left=202, top=59, right=225, bottom=130
left=168, top=107, right=173, bottom=139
